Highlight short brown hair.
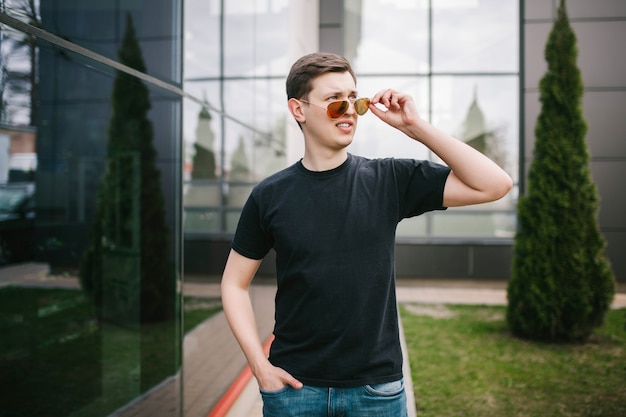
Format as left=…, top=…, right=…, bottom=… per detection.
left=286, top=52, right=356, bottom=100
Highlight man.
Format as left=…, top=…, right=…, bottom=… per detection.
left=221, top=52, right=512, bottom=416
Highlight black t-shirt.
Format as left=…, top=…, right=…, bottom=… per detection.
left=232, top=153, right=450, bottom=387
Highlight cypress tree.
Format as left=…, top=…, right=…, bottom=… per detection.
left=506, top=0, right=615, bottom=342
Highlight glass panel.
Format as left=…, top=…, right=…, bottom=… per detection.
left=182, top=77, right=288, bottom=234
left=184, top=0, right=221, bottom=79
left=184, top=206, right=222, bottom=234
left=430, top=74, right=518, bottom=237
left=226, top=209, right=243, bottom=234
left=182, top=87, right=223, bottom=234
left=182, top=81, right=222, bottom=179
left=432, top=209, right=517, bottom=238
left=351, top=0, right=429, bottom=74
left=431, top=75, right=519, bottom=182
left=222, top=79, right=287, bottom=181
left=223, top=0, right=289, bottom=77
left=397, top=214, right=429, bottom=238
left=432, top=0, right=519, bottom=73
left=0, top=13, right=183, bottom=417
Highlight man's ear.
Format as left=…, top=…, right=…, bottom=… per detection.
left=288, top=98, right=306, bottom=124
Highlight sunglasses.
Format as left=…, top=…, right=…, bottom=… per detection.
left=299, top=97, right=370, bottom=119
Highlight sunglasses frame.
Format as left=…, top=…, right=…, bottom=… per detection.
left=299, top=97, right=370, bottom=119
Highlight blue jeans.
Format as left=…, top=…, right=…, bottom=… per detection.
left=260, top=379, right=408, bottom=417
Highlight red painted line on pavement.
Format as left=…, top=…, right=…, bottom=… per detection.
left=207, top=335, right=274, bottom=417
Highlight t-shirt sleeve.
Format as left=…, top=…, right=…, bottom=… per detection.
left=231, top=193, right=273, bottom=260
left=393, top=158, right=451, bottom=219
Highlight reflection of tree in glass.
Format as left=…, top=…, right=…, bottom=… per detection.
left=459, top=86, right=508, bottom=173
left=230, top=135, right=250, bottom=180
left=191, top=101, right=216, bottom=180
left=80, top=13, right=173, bottom=324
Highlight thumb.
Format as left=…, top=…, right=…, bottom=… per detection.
left=368, top=102, right=389, bottom=122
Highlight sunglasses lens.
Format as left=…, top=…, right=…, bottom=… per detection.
left=354, top=98, right=370, bottom=115
left=327, top=101, right=349, bottom=118
left=325, top=99, right=370, bottom=118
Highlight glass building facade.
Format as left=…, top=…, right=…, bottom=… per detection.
left=1, top=0, right=622, bottom=416
left=1, top=1, right=184, bottom=416
left=182, top=0, right=519, bottom=241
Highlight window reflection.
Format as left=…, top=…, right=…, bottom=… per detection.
left=184, top=0, right=221, bottom=79
left=432, top=0, right=518, bottom=73
left=223, top=0, right=289, bottom=77
left=352, top=0, right=429, bottom=74
left=183, top=81, right=287, bottom=235
left=432, top=76, right=518, bottom=183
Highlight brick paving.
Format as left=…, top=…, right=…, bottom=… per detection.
left=182, top=283, right=275, bottom=417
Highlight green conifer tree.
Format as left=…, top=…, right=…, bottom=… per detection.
left=506, top=0, right=615, bottom=342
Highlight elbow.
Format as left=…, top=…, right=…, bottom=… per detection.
left=491, top=172, right=513, bottom=201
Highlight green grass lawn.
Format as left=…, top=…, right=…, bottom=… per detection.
left=401, top=304, right=626, bottom=417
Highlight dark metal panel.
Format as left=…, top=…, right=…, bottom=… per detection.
left=524, top=0, right=553, bottom=20
left=472, top=245, right=514, bottom=279
left=524, top=91, right=540, bottom=159
left=584, top=92, right=626, bottom=158
left=604, top=231, right=626, bottom=283
left=567, top=0, right=626, bottom=19
left=395, top=244, right=470, bottom=278
left=523, top=22, right=551, bottom=91
left=591, top=161, right=626, bottom=229
left=572, top=21, right=626, bottom=88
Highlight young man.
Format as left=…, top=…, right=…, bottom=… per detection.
left=221, top=52, right=512, bottom=416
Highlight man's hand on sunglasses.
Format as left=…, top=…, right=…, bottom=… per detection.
left=369, top=88, right=423, bottom=137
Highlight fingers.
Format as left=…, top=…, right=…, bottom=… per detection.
left=257, top=365, right=303, bottom=391
left=371, top=88, right=403, bottom=110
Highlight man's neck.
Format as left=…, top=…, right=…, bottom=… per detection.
left=301, top=150, right=348, bottom=172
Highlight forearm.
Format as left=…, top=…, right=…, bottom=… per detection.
left=369, top=89, right=511, bottom=205
left=220, top=250, right=302, bottom=390
left=221, top=280, right=270, bottom=375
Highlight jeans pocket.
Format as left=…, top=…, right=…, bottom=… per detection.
left=364, top=379, right=404, bottom=397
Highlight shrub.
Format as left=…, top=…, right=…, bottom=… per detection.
left=506, top=0, right=615, bottom=342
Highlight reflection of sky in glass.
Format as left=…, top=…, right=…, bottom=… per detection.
left=433, top=0, right=518, bottom=72
left=184, top=0, right=289, bottom=79
left=353, top=0, right=428, bottom=74
left=184, top=0, right=221, bottom=78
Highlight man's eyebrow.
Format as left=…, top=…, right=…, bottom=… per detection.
left=324, top=89, right=358, bottom=97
